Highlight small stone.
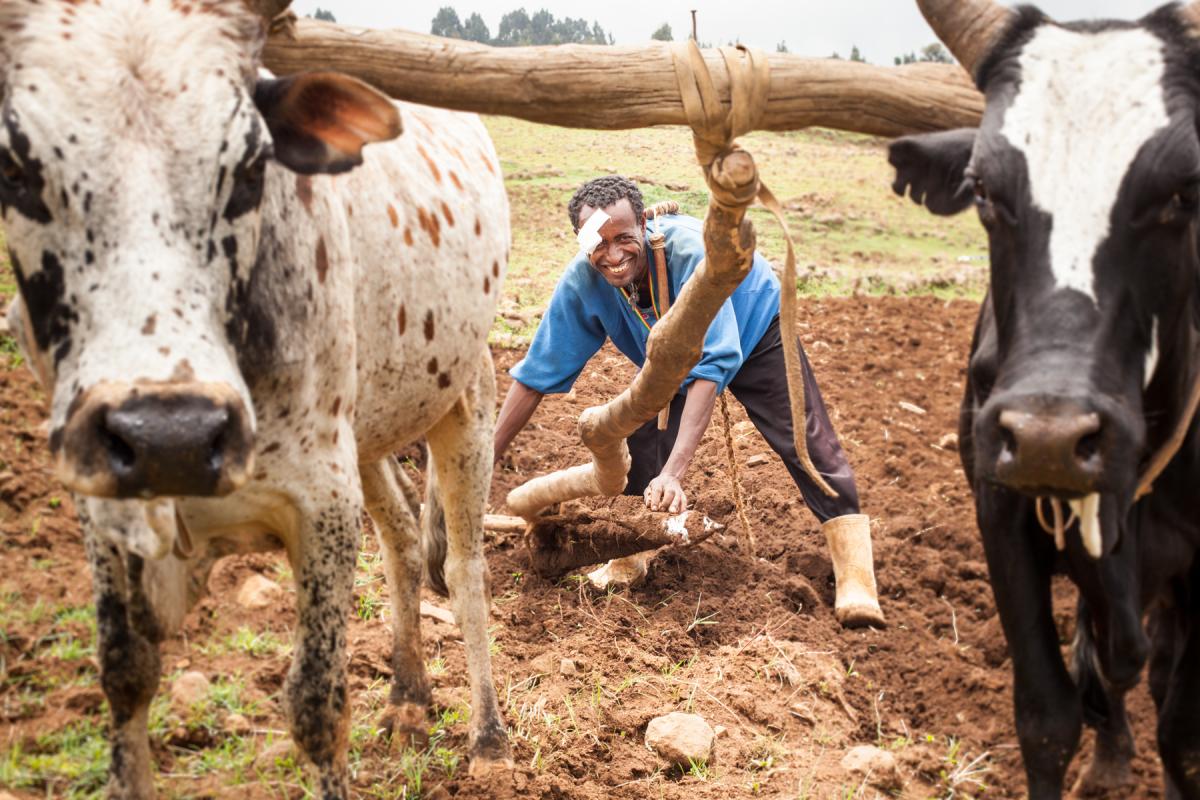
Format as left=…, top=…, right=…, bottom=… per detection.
left=840, top=744, right=900, bottom=789
left=529, top=652, right=557, bottom=676
left=713, top=725, right=727, bottom=738
left=746, top=453, right=770, bottom=468
left=645, top=712, right=715, bottom=767
left=254, top=739, right=295, bottom=770
left=171, top=671, right=210, bottom=712
left=224, top=712, right=252, bottom=734
left=237, top=574, right=283, bottom=609
left=899, top=401, right=927, bottom=416
left=938, top=432, right=959, bottom=451
left=559, top=658, right=578, bottom=676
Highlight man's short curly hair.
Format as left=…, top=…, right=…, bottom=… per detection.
left=567, top=175, right=645, bottom=231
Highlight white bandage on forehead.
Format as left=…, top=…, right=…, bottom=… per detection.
left=576, top=209, right=611, bottom=257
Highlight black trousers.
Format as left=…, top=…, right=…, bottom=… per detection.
left=624, top=316, right=860, bottom=523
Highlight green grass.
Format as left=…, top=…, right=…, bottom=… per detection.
left=0, top=718, right=109, bottom=798
left=200, top=626, right=290, bottom=659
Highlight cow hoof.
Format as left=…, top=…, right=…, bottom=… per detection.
left=468, top=753, right=515, bottom=777
left=380, top=702, right=428, bottom=751
left=1069, top=749, right=1134, bottom=797
left=836, top=601, right=887, bottom=629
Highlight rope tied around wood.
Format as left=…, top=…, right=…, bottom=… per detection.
left=670, top=40, right=837, bottom=498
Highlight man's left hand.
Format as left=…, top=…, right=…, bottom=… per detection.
left=644, top=474, right=687, bottom=514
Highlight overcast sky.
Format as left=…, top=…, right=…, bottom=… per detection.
left=290, top=1, right=1170, bottom=61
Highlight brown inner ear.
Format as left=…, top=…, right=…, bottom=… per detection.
left=283, top=73, right=401, bottom=158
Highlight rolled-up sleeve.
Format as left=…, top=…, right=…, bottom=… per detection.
left=686, top=298, right=744, bottom=391
left=510, top=272, right=606, bottom=395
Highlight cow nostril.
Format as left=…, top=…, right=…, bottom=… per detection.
left=207, top=427, right=227, bottom=474
left=1075, top=430, right=1101, bottom=462
left=998, top=423, right=1017, bottom=459
left=101, top=423, right=136, bottom=473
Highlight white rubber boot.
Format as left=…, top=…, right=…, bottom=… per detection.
left=821, top=514, right=885, bottom=628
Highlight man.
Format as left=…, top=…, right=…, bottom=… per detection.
left=495, top=176, right=884, bottom=628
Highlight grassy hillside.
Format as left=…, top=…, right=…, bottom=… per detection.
left=486, top=117, right=987, bottom=342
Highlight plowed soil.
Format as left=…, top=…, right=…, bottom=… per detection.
left=0, top=296, right=1164, bottom=798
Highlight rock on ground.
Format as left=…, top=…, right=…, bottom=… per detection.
left=840, top=744, right=900, bottom=789
left=237, top=573, right=284, bottom=609
left=644, top=712, right=715, bottom=767
left=170, top=671, right=210, bottom=712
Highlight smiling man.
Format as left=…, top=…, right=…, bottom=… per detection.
left=495, top=175, right=884, bottom=627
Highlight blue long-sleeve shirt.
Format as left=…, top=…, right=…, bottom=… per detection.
left=510, top=214, right=781, bottom=395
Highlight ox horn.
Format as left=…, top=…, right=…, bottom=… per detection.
left=1181, top=2, right=1200, bottom=29
left=247, top=0, right=292, bottom=22
left=917, top=0, right=1016, bottom=79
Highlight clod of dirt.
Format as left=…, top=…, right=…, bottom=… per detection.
left=559, top=658, right=578, bottom=676
left=170, top=670, right=210, bottom=712
left=254, top=739, right=295, bottom=770
left=224, top=712, right=252, bottom=734
left=645, top=712, right=716, bottom=767
left=841, top=744, right=900, bottom=790
left=237, top=573, right=284, bottom=609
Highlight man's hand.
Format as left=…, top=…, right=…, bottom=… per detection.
left=644, top=474, right=687, bottom=514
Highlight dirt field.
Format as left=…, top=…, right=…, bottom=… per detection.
left=0, top=295, right=1168, bottom=799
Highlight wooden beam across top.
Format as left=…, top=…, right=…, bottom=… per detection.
left=263, top=20, right=984, bottom=138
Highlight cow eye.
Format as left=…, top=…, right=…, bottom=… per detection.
left=972, top=177, right=989, bottom=203
left=0, top=151, right=24, bottom=191
left=1171, top=184, right=1199, bottom=215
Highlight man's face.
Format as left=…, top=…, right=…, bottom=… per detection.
left=578, top=199, right=647, bottom=289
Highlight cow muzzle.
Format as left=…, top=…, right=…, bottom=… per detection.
left=993, top=405, right=1103, bottom=495
left=54, top=381, right=255, bottom=498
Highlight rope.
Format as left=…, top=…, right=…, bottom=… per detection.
left=1136, top=364, right=1200, bottom=500
left=669, top=40, right=837, bottom=497
left=719, top=393, right=756, bottom=556
left=1034, top=496, right=1077, bottom=552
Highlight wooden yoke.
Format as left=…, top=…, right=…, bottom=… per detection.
left=263, top=20, right=984, bottom=136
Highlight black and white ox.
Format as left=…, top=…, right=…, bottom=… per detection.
left=2, top=0, right=511, bottom=796
left=890, top=0, right=1200, bottom=797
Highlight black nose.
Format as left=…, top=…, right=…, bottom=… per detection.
left=57, top=382, right=255, bottom=498
left=995, top=408, right=1103, bottom=494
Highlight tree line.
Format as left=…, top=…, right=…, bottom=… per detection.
left=432, top=7, right=613, bottom=46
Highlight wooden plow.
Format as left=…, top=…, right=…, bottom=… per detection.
left=263, top=14, right=984, bottom=578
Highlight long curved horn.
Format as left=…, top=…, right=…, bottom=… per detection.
left=917, top=0, right=1016, bottom=78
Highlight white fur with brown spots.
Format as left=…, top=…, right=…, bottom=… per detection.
left=1, top=1, right=511, bottom=797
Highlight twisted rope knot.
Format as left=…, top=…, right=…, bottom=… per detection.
left=705, top=147, right=760, bottom=210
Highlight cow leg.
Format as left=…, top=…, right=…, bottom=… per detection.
left=361, top=456, right=432, bottom=747
left=1069, top=599, right=1135, bottom=797
left=425, top=351, right=512, bottom=773
left=1156, top=564, right=1200, bottom=800
left=977, top=486, right=1081, bottom=799
left=285, top=501, right=360, bottom=800
left=82, top=516, right=163, bottom=799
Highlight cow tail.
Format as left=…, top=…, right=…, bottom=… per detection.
left=1070, top=597, right=1108, bottom=728
left=421, top=449, right=450, bottom=598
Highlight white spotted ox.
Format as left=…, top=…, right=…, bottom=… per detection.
left=2, top=0, right=511, bottom=796
left=891, top=1, right=1200, bottom=797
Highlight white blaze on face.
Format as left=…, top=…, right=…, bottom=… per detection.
left=1000, top=26, right=1170, bottom=304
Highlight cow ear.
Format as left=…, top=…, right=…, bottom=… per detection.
left=254, top=72, right=402, bottom=175
left=888, top=128, right=978, bottom=216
